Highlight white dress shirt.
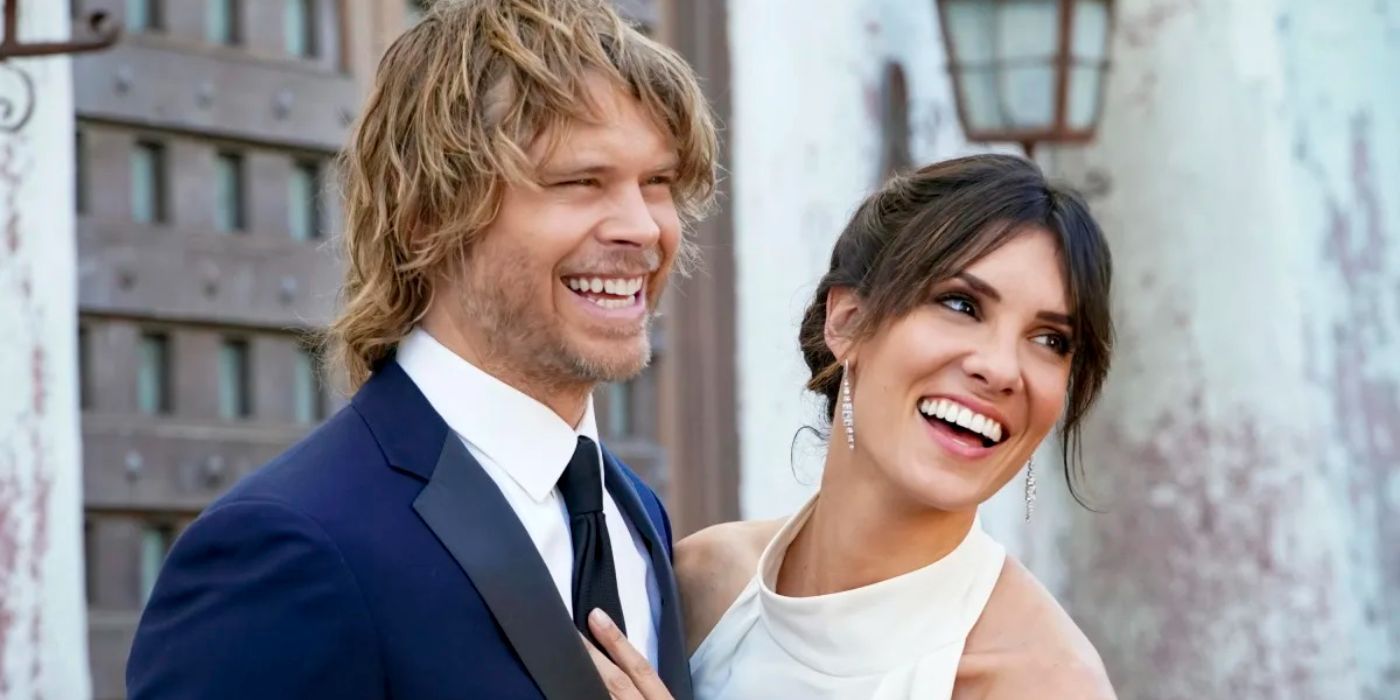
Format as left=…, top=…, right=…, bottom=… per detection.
left=396, top=328, right=660, bottom=663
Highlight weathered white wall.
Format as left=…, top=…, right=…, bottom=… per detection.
left=729, top=0, right=1398, bottom=697
left=0, top=4, right=90, bottom=698
left=1046, top=0, right=1400, bottom=697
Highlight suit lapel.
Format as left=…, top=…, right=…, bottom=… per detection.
left=602, top=452, right=694, bottom=700
left=413, top=436, right=609, bottom=700
left=358, top=364, right=689, bottom=699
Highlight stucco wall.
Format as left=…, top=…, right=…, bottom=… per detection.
left=0, top=5, right=90, bottom=698
left=1048, top=0, right=1399, bottom=696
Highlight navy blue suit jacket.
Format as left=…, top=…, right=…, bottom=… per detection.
left=126, top=362, right=693, bottom=700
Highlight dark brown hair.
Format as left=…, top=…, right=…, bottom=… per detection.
left=798, top=154, right=1113, bottom=500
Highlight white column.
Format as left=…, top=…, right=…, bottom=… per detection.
left=1045, top=0, right=1400, bottom=696
left=0, top=3, right=90, bottom=698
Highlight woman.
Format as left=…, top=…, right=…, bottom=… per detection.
left=585, top=154, right=1117, bottom=699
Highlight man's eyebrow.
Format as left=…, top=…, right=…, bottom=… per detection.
left=539, top=161, right=612, bottom=175
left=540, top=158, right=681, bottom=177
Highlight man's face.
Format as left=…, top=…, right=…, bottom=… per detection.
left=450, top=77, right=682, bottom=390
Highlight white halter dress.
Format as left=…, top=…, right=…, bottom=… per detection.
left=689, top=496, right=1006, bottom=699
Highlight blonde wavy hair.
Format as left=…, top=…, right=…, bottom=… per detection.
left=324, top=0, right=719, bottom=392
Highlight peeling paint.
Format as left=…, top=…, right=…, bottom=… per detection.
left=1117, top=0, right=1201, bottom=49
left=30, top=346, right=46, bottom=417
left=1079, top=356, right=1345, bottom=696
left=0, top=100, right=24, bottom=700
left=0, top=468, right=19, bottom=699
left=1321, top=107, right=1400, bottom=700
left=0, top=2, right=88, bottom=696
left=2, top=143, right=14, bottom=257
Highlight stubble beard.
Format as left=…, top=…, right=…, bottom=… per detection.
left=458, top=263, right=655, bottom=395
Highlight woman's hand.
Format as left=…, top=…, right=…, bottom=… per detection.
left=582, top=609, right=675, bottom=700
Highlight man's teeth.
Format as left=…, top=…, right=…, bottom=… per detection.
left=564, top=276, right=644, bottom=296
left=589, top=297, right=635, bottom=309
left=917, top=398, right=1004, bottom=444
left=563, top=276, right=642, bottom=308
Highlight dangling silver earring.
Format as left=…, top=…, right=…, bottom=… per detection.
left=1024, top=459, right=1037, bottom=522
left=840, top=360, right=855, bottom=451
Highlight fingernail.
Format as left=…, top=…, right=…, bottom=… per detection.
left=590, top=608, right=613, bottom=629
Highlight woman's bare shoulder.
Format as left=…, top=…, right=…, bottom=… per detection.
left=675, top=518, right=786, bottom=654
left=955, top=556, right=1116, bottom=700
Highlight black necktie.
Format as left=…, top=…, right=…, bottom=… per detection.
left=557, top=436, right=627, bottom=644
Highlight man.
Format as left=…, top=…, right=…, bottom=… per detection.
left=126, top=1, right=717, bottom=697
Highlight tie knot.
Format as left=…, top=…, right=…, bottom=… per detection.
left=558, top=436, right=603, bottom=515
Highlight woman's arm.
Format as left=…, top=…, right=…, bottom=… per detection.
left=957, top=557, right=1116, bottom=700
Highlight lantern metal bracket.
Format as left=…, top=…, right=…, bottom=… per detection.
left=0, top=1, right=121, bottom=132
left=0, top=1, right=120, bottom=60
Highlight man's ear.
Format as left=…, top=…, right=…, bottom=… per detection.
left=824, top=287, right=861, bottom=363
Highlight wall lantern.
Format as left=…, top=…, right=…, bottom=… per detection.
left=936, top=0, right=1115, bottom=156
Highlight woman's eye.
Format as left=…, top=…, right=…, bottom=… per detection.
left=938, top=295, right=978, bottom=318
left=1033, top=333, right=1074, bottom=356
left=645, top=174, right=675, bottom=186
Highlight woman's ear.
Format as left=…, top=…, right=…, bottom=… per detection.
left=824, top=287, right=860, bottom=363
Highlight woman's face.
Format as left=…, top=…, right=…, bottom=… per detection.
left=835, top=228, right=1075, bottom=513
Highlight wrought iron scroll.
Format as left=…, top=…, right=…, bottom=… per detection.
left=0, top=2, right=120, bottom=132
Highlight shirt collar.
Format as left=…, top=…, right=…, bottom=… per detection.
left=396, top=327, right=600, bottom=502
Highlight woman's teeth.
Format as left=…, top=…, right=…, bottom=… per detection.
left=918, top=398, right=1004, bottom=444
